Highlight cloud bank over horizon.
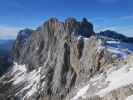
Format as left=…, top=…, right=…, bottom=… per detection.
left=0, top=25, right=22, bottom=40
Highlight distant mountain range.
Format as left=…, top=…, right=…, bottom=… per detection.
left=0, top=39, right=14, bottom=76
left=0, top=39, right=14, bottom=50
left=97, top=30, right=133, bottom=43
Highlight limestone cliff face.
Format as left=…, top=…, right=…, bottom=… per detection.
left=0, top=18, right=112, bottom=100
left=12, top=18, right=95, bottom=71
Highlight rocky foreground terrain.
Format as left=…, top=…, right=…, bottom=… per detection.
left=0, top=18, right=133, bottom=100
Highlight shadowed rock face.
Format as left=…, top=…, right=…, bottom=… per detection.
left=12, top=28, right=34, bottom=64
left=65, top=17, right=95, bottom=37
left=0, top=18, right=111, bottom=100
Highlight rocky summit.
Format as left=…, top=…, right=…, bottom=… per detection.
left=0, top=18, right=133, bottom=100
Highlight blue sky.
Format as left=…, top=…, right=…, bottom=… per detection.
left=0, top=0, right=133, bottom=39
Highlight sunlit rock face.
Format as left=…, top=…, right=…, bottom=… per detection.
left=12, top=18, right=95, bottom=71
left=0, top=18, right=120, bottom=100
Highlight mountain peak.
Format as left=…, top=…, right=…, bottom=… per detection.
left=1, top=18, right=133, bottom=100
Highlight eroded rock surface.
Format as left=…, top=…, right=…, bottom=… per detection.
left=0, top=18, right=131, bottom=100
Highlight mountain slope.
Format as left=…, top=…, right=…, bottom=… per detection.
left=0, top=18, right=102, bottom=100
left=98, top=30, right=133, bottom=43
left=0, top=18, right=133, bottom=100
left=67, top=55, right=133, bottom=100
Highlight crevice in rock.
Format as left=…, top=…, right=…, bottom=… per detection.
left=76, top=37, right=84, bottom=59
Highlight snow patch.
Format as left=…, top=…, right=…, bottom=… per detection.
left=97, top=63, right=133, bottom=97
left=71, top=84, right=90, bottom=100
left=105, top=40, right=133, bottom=59
left=77, top=35, right=89, bottom=41
left=11, top=62, right=27, bottom=74
left=106, top=41, right=120, bottom=44
left=126, top=95, right=133, bottom=100
left=10, top=63, right=42, bottom=99
left=107, top=47, right=128, bottom=59
left=23, top=68, right=41, bottom=99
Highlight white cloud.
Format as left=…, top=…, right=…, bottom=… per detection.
left=118, top=15, right=133, bottom=20
left=0, top=25, right=22, bottom=39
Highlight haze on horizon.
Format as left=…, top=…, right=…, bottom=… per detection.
left=0, top=0, right=133, bottom=39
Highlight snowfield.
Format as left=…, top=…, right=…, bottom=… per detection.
left=106, top=40, right=133, bottom=59
left=97, top=61, right=133, bottom=97
left=71, top=54, right=133, bottom=100
left=126, top=95, right=133, bottom=100
left=9, top=62, right=42, bottom=99
left=71, top=84, right=90, bottom=100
